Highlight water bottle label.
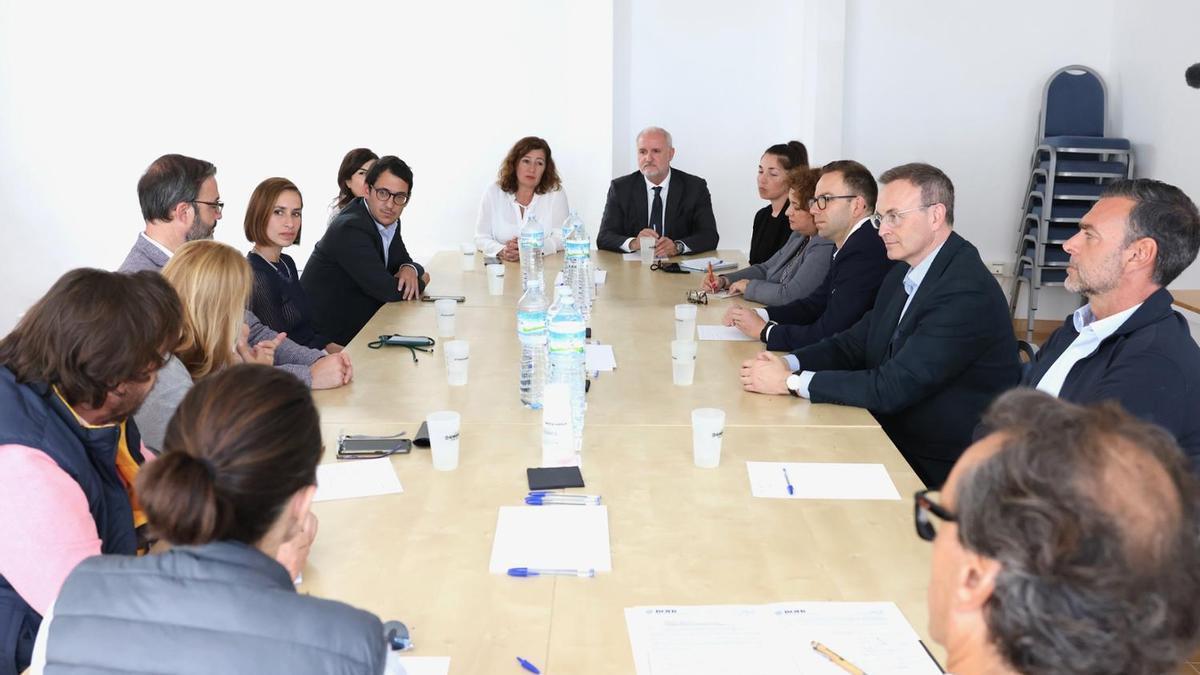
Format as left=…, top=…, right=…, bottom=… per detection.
left=565, top=240, right=589, bottom=259
left=521, top=229, right=544, bottom=248
left=517, top=310, right=547, bottom=336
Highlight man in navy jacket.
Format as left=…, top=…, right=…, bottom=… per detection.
left=1022, top=179, right=1200, bottom=472
left=724, top=160, right=896, bottom=351
left=740, top=164, right=1019, bottom=487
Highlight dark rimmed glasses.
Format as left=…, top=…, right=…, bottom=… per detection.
left=914, top=489, right=956, bottom=541
left=686, top=290, right=708, bottom=305
left=191, top=199, right=225, bottom=213
left=373, top=187, right=409, bottom=205
left=806, top=194, right=858, bottom=210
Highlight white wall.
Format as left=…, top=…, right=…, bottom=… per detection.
left=842, top=0, right=1116, bottom=318
left=0, top=0, right=612, bottom=334
left=1110, top=0, right=1200, bottom=291
left=611, top=0, right=820, bottom=254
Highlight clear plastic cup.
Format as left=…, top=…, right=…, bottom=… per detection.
left=674, top=304, right=697, bottom=341
left=639, top=236, right=656, bottom=265
left=435, top=298, right=456, bottom=337
left=691, top=408, right=725, bottom=468
left=459, top=243, right=475, bottom=271
left=426, top=410, right=461, bottom=471
left=445, top=340, right=470, bottom=386
left=671, top=339, right=697, bottom=386
left=486, top=264, right=505, bottom=295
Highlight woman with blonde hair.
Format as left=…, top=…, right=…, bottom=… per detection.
left=133, top=240, right=282, bottom=452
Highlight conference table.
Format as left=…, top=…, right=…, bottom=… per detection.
left=305, top=250, right=939, bottom=674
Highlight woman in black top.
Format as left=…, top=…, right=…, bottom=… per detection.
left=749, top=140, right=809, bottom=264
left=244, top=178, right=341, bottom=353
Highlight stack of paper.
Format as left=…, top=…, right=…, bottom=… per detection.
left=489, top=505, right=612, bottom=573
left=697, top=325, right=757, bottom=341
left=746, top=462, right=901, bottom=500
left=585, top=344, right=617, bottom=371
left=624, top=602, right=941, bottom=675
left=313, top=458, right=404, bottom=502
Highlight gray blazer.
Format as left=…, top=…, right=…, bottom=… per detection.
left=118, top=235, right=322, bottom=386
left=132, top=355, right=192, bottom=453
left=724, top=232, right=834, bottom=305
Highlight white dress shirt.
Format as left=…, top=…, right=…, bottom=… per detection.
left=1035, top=302, right=1142, bottom=397
left=621, top=170, right=684, bottom=252
left=362, top=199, right=416, bottom=273
left=475, top=182, right=570, bottom=256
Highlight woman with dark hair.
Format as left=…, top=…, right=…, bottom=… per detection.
left=706, top=166, right=833, bottom=305
left=245, top=177, right=341, bottom=354
left=748, top=140, right=809, bottom=264
left=328, top=148, right=378, bottom=224
left=35, top=365, right=393, bottom=673
left=475, top=136, right=570, bottom=261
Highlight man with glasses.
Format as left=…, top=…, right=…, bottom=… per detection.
left=301, top=155, right=428, bottom=346
left=724, top=160, right=895, bottom=350
left=917, top=389, right=1200, bottom=675
left=119, top=154, right=352, bottom=390
left=740, top=163, right=1018, bottom=486
left=1021, top=179, right=1200, bottom=473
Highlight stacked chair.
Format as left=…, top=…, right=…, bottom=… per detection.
left=1010, top=65, right=1133, bottom=341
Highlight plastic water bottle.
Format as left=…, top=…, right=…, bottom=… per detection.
left=546, top=287, right=586, bottom=459
left=560, top=210, right=578, bottom=247
left=518, top=214, right=545, bottom=292
left=563, top=219, right=593, bottom=324
left=517, top=281, right=548, bottom=409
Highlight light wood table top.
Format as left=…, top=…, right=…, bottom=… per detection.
left=304, top=250, right=938, bottom=674
left=1172, top=289, right=1200, bottom=314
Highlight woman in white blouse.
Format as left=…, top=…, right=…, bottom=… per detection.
left=475, top=136, right=570, bottom=261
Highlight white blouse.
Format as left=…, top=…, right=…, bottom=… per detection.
left=474, top=182, right=570, bottom=256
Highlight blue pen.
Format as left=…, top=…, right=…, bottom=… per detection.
left=508, top=567, right=596, bottom=578
left=525, top=495, right=601, bottom=506
left=516, top=656, right=541, bottom=673
left=783, top=467, right=794, bottom=495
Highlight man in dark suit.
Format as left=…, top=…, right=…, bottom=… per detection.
left=740, top=163, right=1019, bottom=487
left=1021, top=178, right=1200, bottom=472
left=723, top=160, right=896, bottom=351
left=301, top=155, right=429, bottom=346
left=596, top=126, right=719, bottom=256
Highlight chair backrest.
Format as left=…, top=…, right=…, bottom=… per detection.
left=1038, top=65, right=1108, bottom=139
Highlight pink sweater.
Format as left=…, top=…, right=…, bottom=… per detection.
left=0, top=444, right=146, bottom=615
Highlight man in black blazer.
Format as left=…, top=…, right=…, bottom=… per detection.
left=724, top=160, right=896, bottom=351
left=596, top=127, right=719, bottom=256
left=1021, top=178, right=1200, bottom=472
left=740, top=163, right=1019, bottom=487
left=301, top=156, right=428, bottom=346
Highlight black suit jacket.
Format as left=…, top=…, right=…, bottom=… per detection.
left=596, top=169, right=719, bottom=253
left=1022, top=287, right=1200, bottom=473
left=765, top=222, right=896, bottom=351
left=300, top=199, right=426, bottom=345
left=793, top=232, right=1019, bottom=483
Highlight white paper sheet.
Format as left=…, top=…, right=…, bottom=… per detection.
left=554, top=270, right=608, bottom=285
left=585, top=344, right=617, bottom=371
left=622, top=252, right=666, bottom=262
left=680, top=257, right=735, bottom=272
left=625, top=602, right=940, bottom=675
left=313, top=458, right=404, bottom=502
left=488, top=505, right=612, bottom=573
left=746, top=462, right=901, bottom=500
left=697, top=325, right=757, bottom=341
left=391, top=656, right=450, bottom=675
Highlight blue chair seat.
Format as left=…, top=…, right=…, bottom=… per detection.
left=1023, top=220, right=1078, bottom=243
left=1024, top=240, right=1070, bottom=265
left=1032, top=179, right=1105, bottom=200
left=1038, top=159, right=1128, bottom=177
left=1029, top=204, right=1089, bottom=223
left=1042, top=135, right=1131, bottom=151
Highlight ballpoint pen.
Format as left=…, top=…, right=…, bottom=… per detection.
left=812, top=640, right=867, bottom=675
left=507, top=567, right=596, bottom=577
left=516, top=656, right=541, bottom=673
left=783, top=467, right=794, bottom=495
left=525, top=493, right=601, bottom=505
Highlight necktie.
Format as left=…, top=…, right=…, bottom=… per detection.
left=650, top=186, right=663, bottom=237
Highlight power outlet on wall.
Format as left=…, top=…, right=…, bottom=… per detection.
left=987, top=261, right=1010, bottom=276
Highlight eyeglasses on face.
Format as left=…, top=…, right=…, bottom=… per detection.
left=191, top=199, right=224, bottom=213
left=914, top=488, right=957, bottom=542
left=870, top=204, right=938, bottom=229
left=806, top=194, right=858, bottom=211
left=372, top=187, right=409, bottom=205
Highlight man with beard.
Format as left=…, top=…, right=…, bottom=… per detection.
left=1022, top=179, right=1200, bottom=472
left=596, top=126, right=719, bottom=256
left=118, top=154, right=352, bottom=389
left=0, top=269, right=181, bottom=674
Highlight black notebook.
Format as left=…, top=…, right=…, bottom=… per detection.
left=526, top=466, right=585, bottom=491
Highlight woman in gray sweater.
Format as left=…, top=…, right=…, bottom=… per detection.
left=133, top=240, right=280, bottom=452
left=705, top=166, right=833, bottom=306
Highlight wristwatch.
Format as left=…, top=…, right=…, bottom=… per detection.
left=674, top=240, right=684, bottom=255
left=785, top=373, right=804, bottom=397
left=759, top=320, right=777, bottom=344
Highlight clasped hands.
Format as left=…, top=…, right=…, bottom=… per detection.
left=628, top=228, right=679, bottom=259
left=738, top=351, right=793, bottom=395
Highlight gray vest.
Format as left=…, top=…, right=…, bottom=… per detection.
left=45, top=541, right=386, bottom=674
